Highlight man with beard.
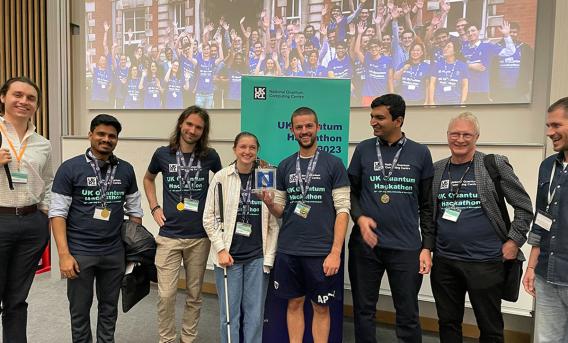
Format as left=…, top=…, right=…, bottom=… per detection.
left=524, top=98, right=568, bottom=342
left=262, top=107, right=350, bottom=343
left=50, top=114, right=144, bottom=342
left=143, top=106, right=222, bottom=343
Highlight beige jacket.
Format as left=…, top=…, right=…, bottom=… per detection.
left=203, top=164, right=280, bottom=268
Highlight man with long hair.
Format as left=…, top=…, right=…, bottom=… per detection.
left=143, top=105, right=222, bottom=343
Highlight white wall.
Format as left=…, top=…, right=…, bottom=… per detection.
left=48, top=0, right=568, bottom=335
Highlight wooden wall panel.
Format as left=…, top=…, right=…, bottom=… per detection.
left=0, top=0, right=49, bottom=137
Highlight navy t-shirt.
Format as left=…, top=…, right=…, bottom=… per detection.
left=431, top=60, right=469, bottom=105
left=348, top=137, right=434, bottom=250
left=147, top=146, right=222, bottom=238
left=362, top=54, right=392, bottom=97
left=229, top=172, right=264, bottom=264
left=436, top=162, right=502, bottom=261
left=462, top=42, right=503, bottom=93
left=52, top=155, right=139, bottom=255
left=396, top=61, right=430, bottom=102
left=276, top=150, right=350, bottom=256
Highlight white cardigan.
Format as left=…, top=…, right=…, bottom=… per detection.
left=203, top=164, right=280, bottom=268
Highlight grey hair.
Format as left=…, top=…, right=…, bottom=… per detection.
left=448, top=112, right=480, bottom=135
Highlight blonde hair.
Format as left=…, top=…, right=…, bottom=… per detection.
left=448, top=112, right=480, bottom=135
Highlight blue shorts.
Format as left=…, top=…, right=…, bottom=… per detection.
left=272, top=252, right=342, bottom=306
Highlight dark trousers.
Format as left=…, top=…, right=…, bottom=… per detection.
left=67, top=251, right=125, bottom=343
left=431, top=255, right=505, bottom=343
left=348, top=229, right=423, bottom=343
left=0, top=211, right=49, bottom=343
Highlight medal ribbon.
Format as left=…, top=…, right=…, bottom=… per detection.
left=0, top=124, right=28, bottom=170
left=86, top=150, right=117, bottom=208
left=375, top=137, right=407, bottom=184
left=176, top=150, right=201, bottom=203
left=295, top=150, right=320, bottom=202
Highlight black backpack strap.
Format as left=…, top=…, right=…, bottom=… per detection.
left=0, top=130, right=14, bottom=190
left=484, top=154, right=511, bottom=232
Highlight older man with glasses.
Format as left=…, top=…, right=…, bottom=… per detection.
left=429, top=112, right=532, bottom=342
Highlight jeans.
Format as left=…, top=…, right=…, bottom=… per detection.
left=348, top=230, right=422, bottom=343
left=535, top=275, right=568, bottom=343
left=195, top=93, right=214, bottom=108
left=214, top=257, right=269, bottom=343
left=431, top=256, right=504, bottom=343
left=67, top=251, right=125, bottom=343
left=0, top=211, right=49, bottom=343
left=155, top=236, right=210, bottom=343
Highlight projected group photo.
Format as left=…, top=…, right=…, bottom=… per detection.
left=85, top=0, right=537, bottom=109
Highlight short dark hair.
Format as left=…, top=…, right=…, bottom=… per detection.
left=510, top=22, right=520, bottom=31
left=548, top=97, right=568, bottom=114
left=90, top=114, right=122, bottom=135
left=402, top=30, right=415, bottom=37
left=291, top=107, right=318, bottom=125
left=371, top=94, right=406, bottom=122
left=0, top=76, right=41, bottom=113
left=168, top=105, right=211, bottom=159
left=465, top=23, right=479, bottom=32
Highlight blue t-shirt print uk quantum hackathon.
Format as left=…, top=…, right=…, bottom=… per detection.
left=348, top=137, right=434, bottom=250
left=51, top=155, right=139, bottom=255
left=276, top=150, right=349, bottom=256
left=148, top=146, right=222, bottom=238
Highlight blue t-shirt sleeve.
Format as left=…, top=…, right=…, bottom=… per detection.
left=331, top=156, right=350, bottom=188
left=276, top=157, right=291, bottom=192
left=460, top=62, right=470, bottom=79
left=147, top=148, right=163, bottom=175
left=347, top=145, right=362, bottom=178
left=210, top=150, right=222, bottom=173
left=126, top=164, right=139, bottom=195
left=52, top=161, right=74, bottom=196
left=420, top=147, right=435, bottom=180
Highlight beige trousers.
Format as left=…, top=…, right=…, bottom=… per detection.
left=155, top=235, right=211, bottom=343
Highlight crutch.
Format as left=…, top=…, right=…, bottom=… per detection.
left=216, top=183, right=231, bottom=343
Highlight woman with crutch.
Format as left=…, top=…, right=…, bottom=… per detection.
left=203, top=132, right=279, bottom=343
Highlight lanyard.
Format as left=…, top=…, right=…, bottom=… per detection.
left=446, top=160, right=474, bottom=203
left=295, top=150, right=320, bottom=202
left=86, top=150, right=117, bottom=208
left=375, top=137, right=407, bottom=181
left=236, top=170, right=253, bottom=223
left=176, top=150, right=201, bottom=201
left=442, top=60, right=457, bottom=82
left=0, top=124, right=28, bottom=170
left=547, top=161, right=568, bottom=211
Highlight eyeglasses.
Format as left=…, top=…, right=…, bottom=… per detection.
left=448, top=132, right=476, bottom=140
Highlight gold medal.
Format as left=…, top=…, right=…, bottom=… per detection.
left=101, top=208, right=111, bottom=218
left=380, top=193, right=390, bottom=204
left=176, top=202, right=185, bottom=211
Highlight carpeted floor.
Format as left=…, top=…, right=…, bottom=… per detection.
left=1, top=273, right=465, bottom=342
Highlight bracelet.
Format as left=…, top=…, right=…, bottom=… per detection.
left=527, top=266, right=536, bottom=269
left=151, top=205, right=161, bottom=215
